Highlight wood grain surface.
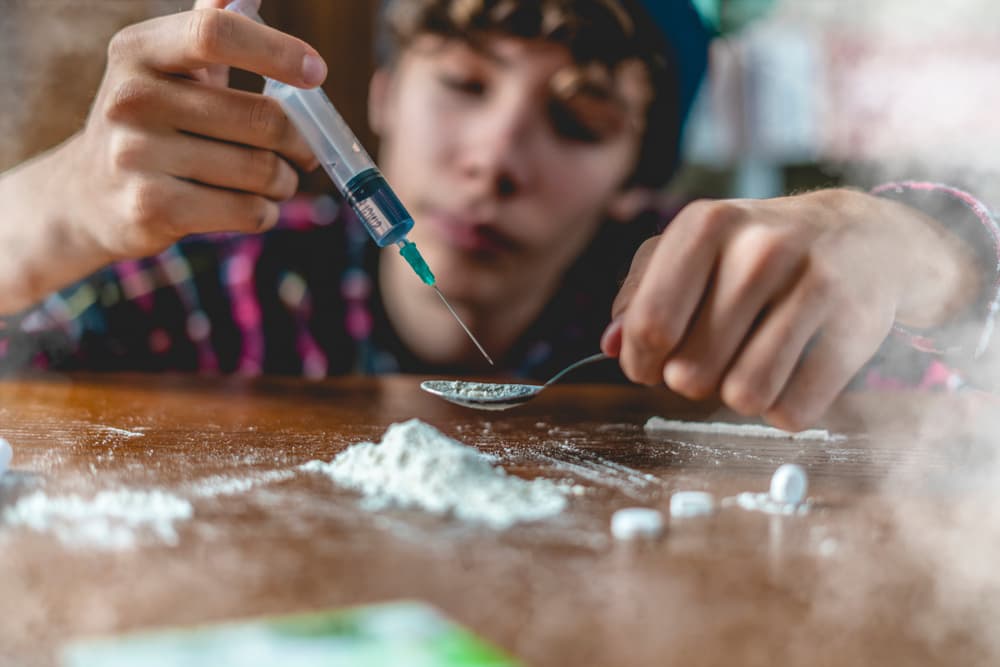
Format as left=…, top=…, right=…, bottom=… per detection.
left=0, top=373, right=997, bottom=666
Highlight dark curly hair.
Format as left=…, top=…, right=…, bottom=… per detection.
left=376, top=0, right=686, bottom=189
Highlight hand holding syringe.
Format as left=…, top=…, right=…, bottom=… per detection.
left=225, top=0, right=493, bottom=366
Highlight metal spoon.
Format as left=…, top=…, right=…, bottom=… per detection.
left=420, top=352, right=611, bottom=410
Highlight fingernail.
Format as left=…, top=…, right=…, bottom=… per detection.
left=600, top=316, right=624, bottom=356
left=301, top=54, right=327, bottom=87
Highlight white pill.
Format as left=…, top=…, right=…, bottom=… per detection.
left=669, top=491, right=715, bottom=518
left=0, top=437, right=11, bottom=477
left=770, top=463, right=808, bottom=505
left=611, top=507, right=666, bottom=540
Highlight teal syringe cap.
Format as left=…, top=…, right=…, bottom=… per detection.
left=399, top=241, right=435, bottom=286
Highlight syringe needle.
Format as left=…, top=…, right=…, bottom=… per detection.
left=432, top=286, right=494, bottom=367
left=395, top=240, right=493, bottom=366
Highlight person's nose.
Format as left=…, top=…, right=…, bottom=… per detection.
left=458, top=93, right=537, bottom=199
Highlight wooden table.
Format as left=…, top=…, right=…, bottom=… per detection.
left=0, top=373, right=996, bottom=666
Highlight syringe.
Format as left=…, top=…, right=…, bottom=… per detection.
left=224, top=0, right=493, bottom=366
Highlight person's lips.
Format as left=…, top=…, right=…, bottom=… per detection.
left=420, top=211, right=518, bottom=254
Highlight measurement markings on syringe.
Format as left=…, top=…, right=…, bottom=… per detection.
left=351, top=193, right=393, bottom=237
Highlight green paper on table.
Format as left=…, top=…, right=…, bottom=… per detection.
left=63, top=601, right=520, bottom=667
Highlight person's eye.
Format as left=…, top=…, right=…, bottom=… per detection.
left=438, top=74, right=486, bottom=97
left=548, top=101, right=603, bottom=144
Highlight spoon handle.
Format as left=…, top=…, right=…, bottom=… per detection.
left=544, top=352, right=612, bottom=386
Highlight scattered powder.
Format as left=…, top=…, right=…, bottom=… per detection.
left=0, top=437, right=11, bottom=477
left=187, top=469, right=296, bottom=498
left=3, top=489, right=193, bottom=549
left=530, top=443, right=661, bottom=501
left=645, top=417, right=846, bottom=442
left=533, top=453, right=647, bottom=499
left=818, top=537, right=839, bottom=557
left=301, top=419, right=569, bottom=530
left=95, top=426, right=145, bottom=438
left=823, top=448, right=864, bottom=463
left=723, top=463, right=814, bottom=515
left=723, top=492, right=813, bottom=516
left=530, top=442, right=663, bottom=501
left=596, top=423, right=638, bottom=433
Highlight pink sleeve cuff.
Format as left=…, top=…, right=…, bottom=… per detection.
left=871, top=181, right=1000, bottom=359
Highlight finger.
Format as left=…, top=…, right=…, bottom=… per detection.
left=191, top=0, right=237, bottom=81
left=763, top=318, right=888, bottom=432
left=663, top=228, right=805, bottom=400
left=602, top=237, right=657, bottom=359
left=619, top=202, right=733, bottom=385
left=719, top=269, right=831, bottom=417
left=154, top=133, right=299, bottom=202
left=110, top=9, right=327, bottom=88
left=600, top=315, right=623, bottom=357
left=177, top=178, right=281, bottom=234
left=130, top=175, right=281, bottom=241
left=103, top=77, right=317, bottom=171
left=610, top=237, right=657, bottom=319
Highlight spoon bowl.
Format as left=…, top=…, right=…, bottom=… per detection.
left=420, top=353, right=611, bottom=410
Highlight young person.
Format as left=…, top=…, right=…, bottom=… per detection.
left=0, top=0, right=995, bottom=430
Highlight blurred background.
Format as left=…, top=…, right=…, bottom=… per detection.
left=3, top=0, right=999, bottom=203
left=679, top=0, right=1000, bottom=205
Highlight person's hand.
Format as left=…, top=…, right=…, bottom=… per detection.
left=61, top=1, right=326, bottom=261
left=600, top=189, right=976, bottom=430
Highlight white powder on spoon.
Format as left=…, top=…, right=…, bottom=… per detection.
left=425, top=380, right=540, bottom=401
left=301, top=419, right=569, bottom=529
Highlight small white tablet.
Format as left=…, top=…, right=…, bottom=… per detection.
left=0, top=437, right=12, bottom=477
left=611, top=507, right=666, bottom=540
left=669, top=491, right=715, bottom=518
left=769, top=464, right=808, bottom=505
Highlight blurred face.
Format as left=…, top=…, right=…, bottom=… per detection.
left=370, top=34, right=651, bottom=309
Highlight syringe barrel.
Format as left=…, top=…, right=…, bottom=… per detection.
left=263, top=79, right=374, bottom=192
left=225, top=0, right=415, bottom=248
left=263, top=80, right=415, bottom=245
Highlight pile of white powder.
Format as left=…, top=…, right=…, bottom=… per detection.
left=302, top=419, right=569, bottom=529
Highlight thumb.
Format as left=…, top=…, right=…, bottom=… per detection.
left=600, top=316, right=624, bottom=357
left=601, top=236, right=657, bottom=357
left=611, top=235, right=658, bottom=319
